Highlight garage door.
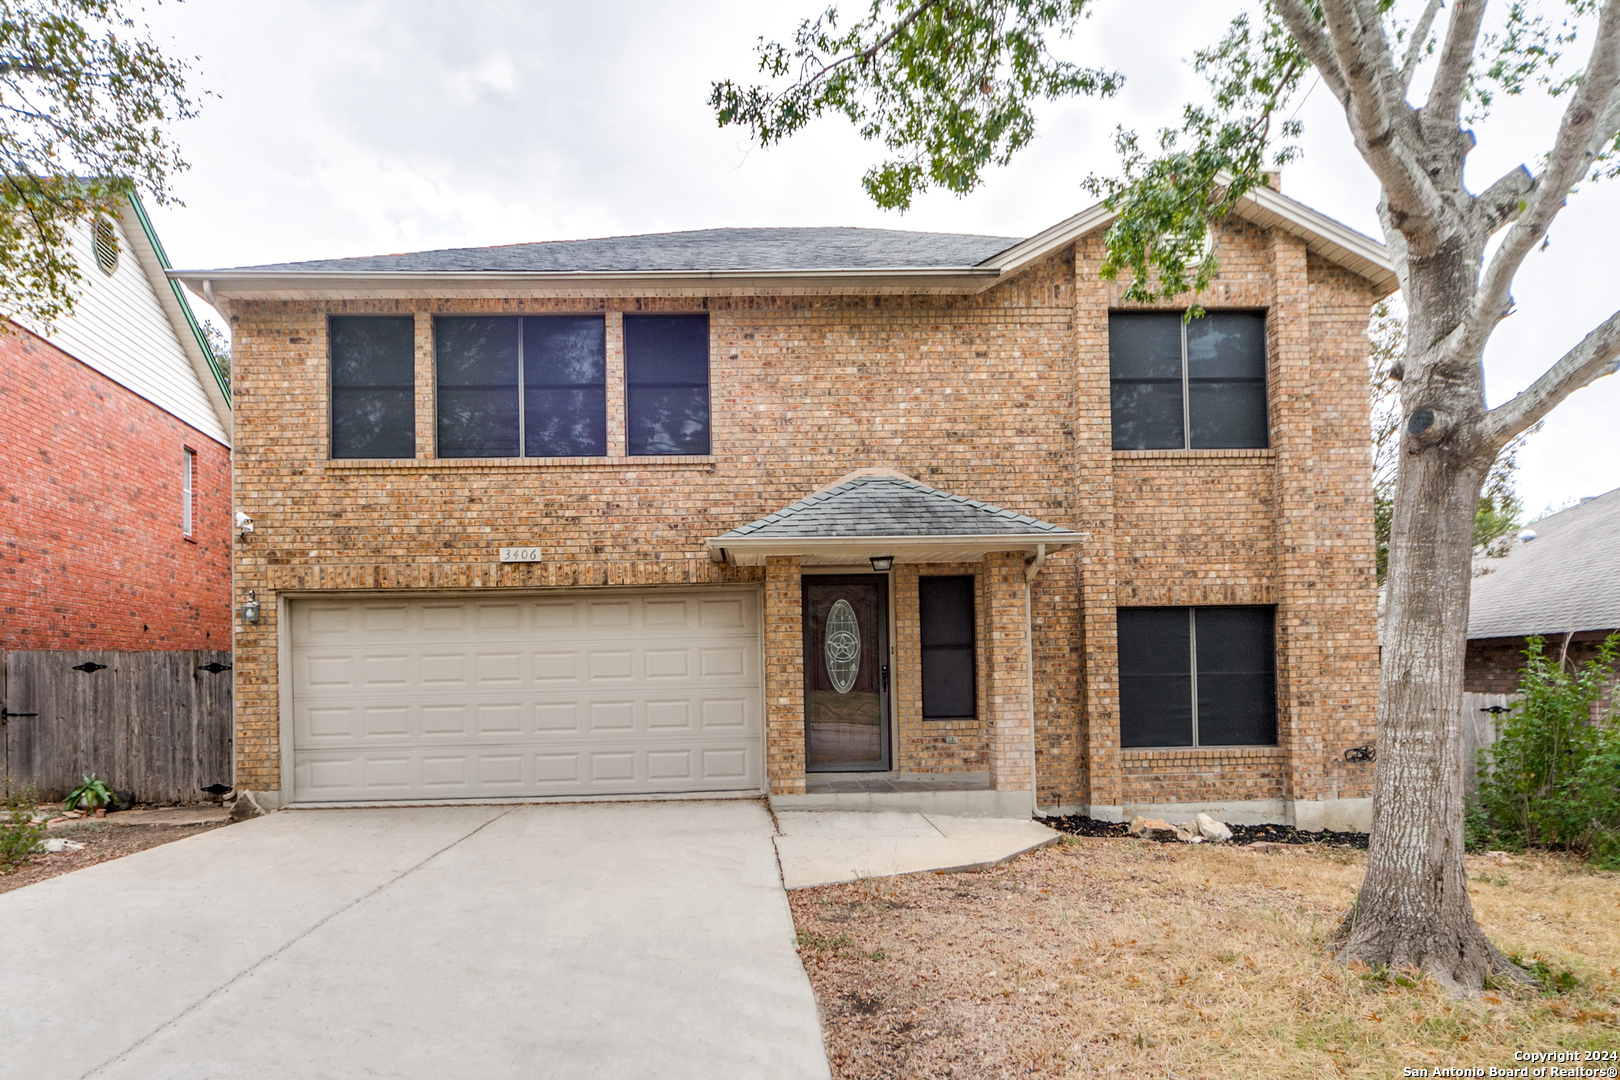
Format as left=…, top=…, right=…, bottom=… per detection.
left=288, top=589, right=763, bottom=802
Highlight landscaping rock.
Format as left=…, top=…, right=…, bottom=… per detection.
left=1173, top=828, right=1203, bottom=844
left=227, top=792, right=269, bottom=822
left=38, top=838, right=86, bottom=854
left=1195, top=813, right=1234, bottom=843
left=1127, top=817, right=1179, bottom=841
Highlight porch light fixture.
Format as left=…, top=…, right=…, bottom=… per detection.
left=868, top=555, right=895, bottom=573
left=242, top=590, right=261, bottom=624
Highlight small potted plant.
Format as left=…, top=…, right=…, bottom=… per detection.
left=64, top=774, right=116, bottom=818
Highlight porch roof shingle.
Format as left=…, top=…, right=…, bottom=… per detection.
left=716, top=471, right=1077, bottom=541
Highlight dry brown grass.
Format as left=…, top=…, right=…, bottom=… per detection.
left=789, top=836, right=1620, bottom=1078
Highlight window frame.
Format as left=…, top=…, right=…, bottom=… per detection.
left=328, top=314, right=418, bottom=460
left=622, top=312, right=712, bottom=457
left=1108, top=310, right=1270, bottom=451
left=1116, top=605, right=1278, bottom=749
left=181, top=446, right=195, bottom=536
left=918, top=574, right=978, bottom=721
left=431, top=313, right=609, bottom=460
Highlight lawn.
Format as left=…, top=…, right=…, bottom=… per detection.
left=789, top=836, right=1620, bottom=1078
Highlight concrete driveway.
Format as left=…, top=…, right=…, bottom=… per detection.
left=0, top=800, right=830, bottom=1080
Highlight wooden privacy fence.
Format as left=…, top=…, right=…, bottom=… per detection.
left=1462, top=691, right=1518, bottom=800
left=0, top=650, right=233, bottom=805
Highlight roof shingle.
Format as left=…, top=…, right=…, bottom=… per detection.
left=220, top=227, right=1022, bottom=275
left=1469, top=486, right=1620, bottom=638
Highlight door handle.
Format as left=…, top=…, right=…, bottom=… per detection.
left=881, top=664, right=889, bottom=691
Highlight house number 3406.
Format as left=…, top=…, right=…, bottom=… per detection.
left=498, top=547, right=543, bottom=563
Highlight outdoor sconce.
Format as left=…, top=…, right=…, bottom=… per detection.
left=869, top=555, right=895, bottom=573
left=242, top=590, right=261, bottom=624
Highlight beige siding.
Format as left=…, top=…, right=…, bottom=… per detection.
left=24, top=217, right=228, bottom=445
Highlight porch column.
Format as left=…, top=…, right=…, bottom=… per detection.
left=763, top=556, right=805, bottom=795
left=984, top=551, right=1035, bottom=798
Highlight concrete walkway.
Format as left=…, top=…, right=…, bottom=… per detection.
left=0, top=801, right=829, bottom=1080
left=773, top=809, right=1058, bottom=889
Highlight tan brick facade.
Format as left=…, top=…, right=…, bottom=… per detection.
left=225, top=217, right=1383, bottom=822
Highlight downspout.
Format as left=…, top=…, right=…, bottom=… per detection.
left=1023, top=543, right=1046, bottom=817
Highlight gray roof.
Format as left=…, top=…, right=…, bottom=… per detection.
left=1469, top=486, right=1620, bottom=638
left=220, top=227, right=1022, bottom=274
left=717, top=472, right=1076, bottom=540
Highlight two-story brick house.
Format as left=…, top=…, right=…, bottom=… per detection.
left=177, top=181, right=1393, bottom=829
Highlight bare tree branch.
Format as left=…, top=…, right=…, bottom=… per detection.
left=1399, top=0, right=1445, bottom=95
left=1463, top=0, right=1620, bottom=358
left=1475, top=164, right=1535, bottom=233
left=1270, top=0, right=1352, bottom=102
left=1483, top=308, right=1620, bottom=445
left=1307, top=0, right=1447, bottom=244
left=1422, top=0, right=1489, bottom=130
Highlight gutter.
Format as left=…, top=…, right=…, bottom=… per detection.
left=169, top=264, right=1004, bottom=299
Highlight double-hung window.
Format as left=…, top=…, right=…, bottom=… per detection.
left=624, top=314, right=710, bottom=456
left=330, top=316, right=417, bottom=459
left=1109, top=311, right=1269, bottom=450
left=434, top=316, right=607, bottom=458
left=1117, top=606, right=1277, bottom=747
left=919, top=576, right=976, bottom=719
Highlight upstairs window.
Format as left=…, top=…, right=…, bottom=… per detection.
left=624, top=314, right=710, bottom=455
left=1109, top=311, right=1269, bottom=450
left=1117, top=606, right=1277, bottom=748
left=330, top=316, right=416, bottom=459
left=434, top=315, right=606, bottom=458
left=920, top=576, right=976, bottom=719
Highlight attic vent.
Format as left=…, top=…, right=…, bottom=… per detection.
left=92, top=218, right=119, bottom=276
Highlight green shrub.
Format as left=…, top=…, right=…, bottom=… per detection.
left=0, top=786, right=45, bottom=870
left=1469, top=633, right=1620, bottom=868
left=64, top=773, right=115, bottom=812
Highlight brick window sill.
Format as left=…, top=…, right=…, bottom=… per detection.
left=324, top=455, right=718, bottom=471
left=1113, top=449, right=1275, bottom=462
left=1120, top=745, right=1283, bottom=758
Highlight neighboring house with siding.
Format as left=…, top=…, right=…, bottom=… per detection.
left=177, top=180, right=1392, bottom=829
left=1467, top=487, right=1620, bottom=692
left=0, top=195, right=233, bottom=802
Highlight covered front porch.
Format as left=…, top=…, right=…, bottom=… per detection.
left=707, top=468, right=1077, bottom=817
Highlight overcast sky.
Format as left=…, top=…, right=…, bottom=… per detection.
left=140, top=0, right=1619, bottom=517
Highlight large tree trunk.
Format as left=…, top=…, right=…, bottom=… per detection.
left=1338, top=407, right=1521, bottom=990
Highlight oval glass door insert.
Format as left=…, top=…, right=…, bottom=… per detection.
left=824, top=599, right=861, bottom=694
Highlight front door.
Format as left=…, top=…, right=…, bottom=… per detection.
left=803, top=575, right=890, bottom=772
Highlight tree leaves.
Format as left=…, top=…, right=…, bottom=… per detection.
left=709, top=0, right=1122, bottom=210
left=0, top=0, right=196, bottom=327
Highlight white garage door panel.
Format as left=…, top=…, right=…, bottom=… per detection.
left=289, top=591, right=763, bottom=802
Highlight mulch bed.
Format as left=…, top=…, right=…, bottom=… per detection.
left=1043, top=813, right=1370, bottom=849
left=0, top=820, right=229, bottom=895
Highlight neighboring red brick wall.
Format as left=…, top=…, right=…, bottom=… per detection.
left=1466, top=631, right=1616, bottom=694
left=0, top=324, right=231, bottom=650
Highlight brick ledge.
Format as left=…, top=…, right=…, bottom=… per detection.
left=1120, top=746, right=1285, bottom=758
left=1113, top=449, right=1275, bottom=462
left=323, top=454, right=718, bottom=470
